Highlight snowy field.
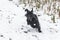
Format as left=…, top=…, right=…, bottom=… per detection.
left=0, top=0, right=60, bottom=40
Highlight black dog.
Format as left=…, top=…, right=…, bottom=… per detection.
left=25, top=8, right=42, bottom=33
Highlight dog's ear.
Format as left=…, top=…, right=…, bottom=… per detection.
left=31, top=8, right=33, bottom=13
left=25, top=9, right=28, bottom=11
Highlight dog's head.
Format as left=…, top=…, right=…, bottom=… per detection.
left=25, top=8, right=33, bottom=17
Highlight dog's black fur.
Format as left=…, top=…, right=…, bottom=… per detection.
left=25, top=8, right=42, bottom=32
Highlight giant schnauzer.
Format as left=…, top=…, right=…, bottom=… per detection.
left=25, top=8, right=42, bottom=33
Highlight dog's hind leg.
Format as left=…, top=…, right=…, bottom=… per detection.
left=37, top=26, right=42, bottom=33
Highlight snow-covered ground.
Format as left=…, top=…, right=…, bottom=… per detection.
left=0, top=0, right=60, bottom=40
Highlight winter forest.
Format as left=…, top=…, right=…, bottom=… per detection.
left=0, top=0, right=60, bottom=40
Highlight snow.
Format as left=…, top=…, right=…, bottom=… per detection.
left=0, top=0, right=60, bottom=40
